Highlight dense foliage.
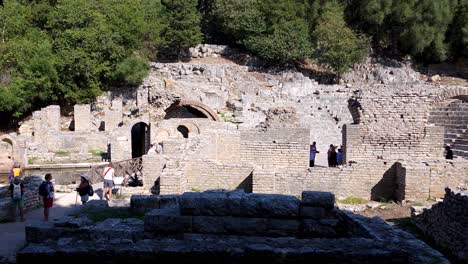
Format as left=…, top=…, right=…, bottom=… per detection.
left=0, top=0, right=466, bottom=118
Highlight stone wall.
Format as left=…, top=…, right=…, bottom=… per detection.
left=414, top=188, right=468, bottom=262
left=17, top=191, right=448, bottom=263
left=240, top=128, right=309, bottom=169
left=0, top=176, right=43, bottom=222
left=74, top=105, right=90, bottom=132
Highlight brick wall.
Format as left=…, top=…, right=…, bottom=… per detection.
left=186, top=160, right=253, bottom=192
left=240, top=128, right=309, bottom=169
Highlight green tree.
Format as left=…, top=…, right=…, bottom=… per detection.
left=161, top=0, right=202, bottom=58
left=312, top=1, right=369, bottom=74
left=113, top=55, right=149, bottom=86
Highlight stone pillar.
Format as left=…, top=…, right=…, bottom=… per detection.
left=142, top=154, right=165, bottom=189
left=44, top=105, right=61, bottom=132
left=32, top=111, right=44, bottom=143
left=137, top=86, right=149, bottom=109
left=74, top=104, right=91, bottom=132
left=109, top=129, right=131, bottom=162
left=104, top=110, right=122, bottom=132
left=111, top=99, right=123, bottom=112
left=342, top=124, right=360, bottom=164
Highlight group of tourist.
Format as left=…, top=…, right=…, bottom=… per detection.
left=147, top=142, right=163, bottom=155
left=6, top=161, right=119, bottom=222
left=309, top=142, right=342, bottom=168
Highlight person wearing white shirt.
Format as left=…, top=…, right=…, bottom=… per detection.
left=102, top=162, right=115, bottom=201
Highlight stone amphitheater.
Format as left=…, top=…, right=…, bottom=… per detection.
left=0, top=44, right=467, bottom=263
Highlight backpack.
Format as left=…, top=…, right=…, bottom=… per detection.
left=88, top=184, right=94, bottom=196
left=39, top=182, right=49, bottom=197
left=13, top=183, right=22, bottom=200
left=13, top=168, right=21, bottom=177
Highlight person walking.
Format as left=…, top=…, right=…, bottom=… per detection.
left=39, top=173, right=54, bottom=221
left=102, top=162, right=115, bottom=201
left=309, top=142, right=319, bottom=167
left=76, top=174, right=92, bottom=205
left=8, top=177, right=25, bottom=222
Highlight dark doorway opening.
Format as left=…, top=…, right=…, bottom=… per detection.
left=131, top=122, right=150, bottom=158
left=177, top=125, right=189, bottom=138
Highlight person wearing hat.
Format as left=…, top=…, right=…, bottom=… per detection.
left=76, top=174, right=91, bottom=204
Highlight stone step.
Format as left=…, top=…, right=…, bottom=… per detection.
left=453, top=149, right=468, bottom=159
left=453, top=144, right=468, bottom=151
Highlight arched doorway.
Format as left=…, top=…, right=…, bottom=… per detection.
left=164, top=100, right=220, bottom=121
left=177, top=125, right=189, bottom=138
left=131, top=122, right=150, bottom=158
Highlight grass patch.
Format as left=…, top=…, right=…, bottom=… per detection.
left=412, top=202, right=424, bottom=206
left=28, top=157, right=38, bottom=164
left=337, top=196, right=368, bottom=204
left=113, top=193, right=131, bottom=199
left=191, top=187, right=202, bottom=192
left=74, top=208, right=144, bottom=223
left=90, top=150, right=106, bottom=157
left=54, top=150, right=71, bottom=157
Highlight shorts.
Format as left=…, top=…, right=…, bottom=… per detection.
left=104, top=179, right=114, bottom=188
left=43, top=197, right=53, bottom=208
left=12, top=198, right=24, bottom=208
left=81, top=194, right=89, bottom=203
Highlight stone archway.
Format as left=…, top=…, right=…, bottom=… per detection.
left=131, top=122, right=150, bottom=158
left=0, top=135, right=15, bottom=171
left=164, top=100, right=220, bottom=121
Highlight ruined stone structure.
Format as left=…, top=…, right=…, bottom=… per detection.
left=18, top=191, right=448, bottom=263
left=0, top=44, right=466, bottom=202
left=414, top=188, right=468, bottom=262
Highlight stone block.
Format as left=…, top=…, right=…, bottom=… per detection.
left=90, top=218, right=144, bottom=241
left=179, top=192, right=230, bottom=216
left=266, top=219, right=301, bottom=237
left=145, top=207, right=184, bottom=233
left=224, top=217, right=268, bottom=236
left=300, top=206, right=326, bottom=219
left=191, top=216, right=226, bottom=234
left=130, top=195, right=159, bottom=214
left=301, top=191, right=335, bottom=209
left=301, top=219, right=337, bottom=238
left=54, top=216, right=92, bottom=228
left=239, top=193, right=299, bottom=218
left=159, top=195, right=179, bottom=209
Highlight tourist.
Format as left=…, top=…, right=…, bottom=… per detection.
left=309, top=142, right=319, bottom=167
left=9, top=177, right=25, bottom=222
left=155, top=142, right=163, bottom=154
left=9, top=162, right=23, bottom=182
left=337, top=147, right=343, bottom=166
left=147, top=144, right=156, bottom=155
left=39, top=173, right=54, bottom=221
left=76, top=174, right=91, bottom=204
left=327, top=144, right=337, bottom=167
left=445, top=146, right=453, bottom=160
left=102, top=162, right=115, bottom=201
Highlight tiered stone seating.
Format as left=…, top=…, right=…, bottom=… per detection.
left=428, top=99, right=468, bottom=159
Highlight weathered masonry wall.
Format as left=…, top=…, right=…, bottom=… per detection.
left=414, top=188, right=468, bottom=263
left=240, top=128, right=309, bottom=169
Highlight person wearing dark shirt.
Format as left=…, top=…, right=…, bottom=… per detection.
left=445, top=146, right=453, bottom=160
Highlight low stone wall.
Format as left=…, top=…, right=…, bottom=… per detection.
left=18, top=191, right=448, bottom=264
left=413, top=188, right=468, bottom=262
left=0, top=176, right=42, bottom=222
left=253, top=160, right=468, bottom=201
left=24, top=162, right=107, bottom=185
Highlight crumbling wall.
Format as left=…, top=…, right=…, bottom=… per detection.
left=414, top=188, right=468, bottom=262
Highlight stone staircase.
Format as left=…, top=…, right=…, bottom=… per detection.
left=428, top=99, right=468, bottom=159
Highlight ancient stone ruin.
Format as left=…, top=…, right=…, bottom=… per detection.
left=0, top=44, right=467, bottom=211
left=18, top=191, right=448, bottom=263
left=413, top=187, right=468, bottom=262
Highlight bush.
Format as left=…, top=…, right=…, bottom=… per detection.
left=113, top=56, right=149, bottom=86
